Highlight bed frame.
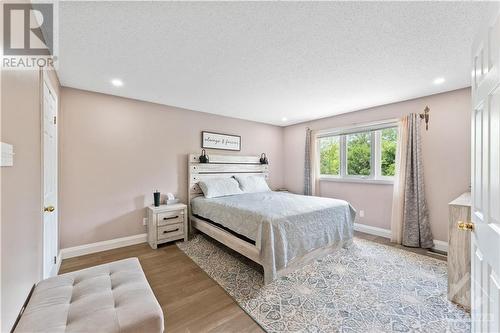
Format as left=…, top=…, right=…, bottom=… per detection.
left=187, top=153, right=267, bottom=264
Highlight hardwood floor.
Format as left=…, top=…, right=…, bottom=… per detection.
left=354, top=231, right=447, bottom=261
left=59, top=241, right=263, bottom=333
left=59, top=231, right=445, bottom=332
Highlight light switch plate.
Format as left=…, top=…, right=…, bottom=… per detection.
left=0, top=142, right=14, bottom=167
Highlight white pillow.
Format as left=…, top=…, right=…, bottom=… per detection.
left=234, top=175, right=271, bottom=193
left=198, top=177, right=243, bottom=198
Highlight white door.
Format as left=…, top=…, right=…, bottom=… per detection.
left=471, top=5, right=500, bottom=332
left=42, top=77, right=58, bottom=279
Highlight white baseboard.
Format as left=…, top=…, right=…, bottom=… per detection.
left=60, top=233, right=147, bottom=259
left=354, top=223, right=448, bottom=253
left=354, top=223, right=392, bottom=238
left=432, top=240, right=448, bottom=253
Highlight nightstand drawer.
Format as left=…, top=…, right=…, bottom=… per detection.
left=147, top=203, right=187, bottom=249
left=158, top=223, right=184, bottom=240
left=157, top=210, right=184, bottom=226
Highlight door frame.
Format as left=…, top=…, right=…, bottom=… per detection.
left=40, top=69, right=60, bottom=278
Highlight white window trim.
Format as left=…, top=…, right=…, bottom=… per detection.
left=319, top=176, right=394, bottom=185
left=316, top=120, right=398, bottom=185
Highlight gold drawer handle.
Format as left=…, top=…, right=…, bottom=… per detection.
left=458, top=221, right=474, bottom=231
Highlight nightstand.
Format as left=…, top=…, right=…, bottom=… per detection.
left=146, top=203, right=188, bottom=249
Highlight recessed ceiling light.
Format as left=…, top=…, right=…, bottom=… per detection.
left=433, top=77, right=445, bottom=85
left=281, top=117, right=288, bottom=122
left=111, top=79, right=123, bottom=87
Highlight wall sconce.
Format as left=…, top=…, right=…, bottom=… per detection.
left=420, top=106, right=430, bottom=130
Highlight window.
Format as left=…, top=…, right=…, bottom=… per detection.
left=319, top=136, right=340, bottom=176
left=317, top=123, right=398, bottom=183
left=346, top=131, right=371, bottom=176
left=380, top=128, right=397, bottom=177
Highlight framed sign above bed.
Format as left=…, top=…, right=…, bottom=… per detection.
left=201, top=131, right=241, bottom=151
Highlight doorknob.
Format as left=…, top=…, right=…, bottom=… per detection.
left=457, top=221, right=474, bottom=231
left=44, top=206, right=55, bottom=212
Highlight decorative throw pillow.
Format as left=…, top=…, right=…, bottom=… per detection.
left=234, top=175, right=271, bottom=193
left=198, top=177, right=243, bottom=198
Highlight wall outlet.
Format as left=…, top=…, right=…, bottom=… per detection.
left=359, top=210, right=365, bottom=218
left=143, top=218, right=148, bottom=226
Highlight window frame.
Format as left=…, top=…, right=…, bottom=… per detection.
left=316, top=121, right=398, bottom=184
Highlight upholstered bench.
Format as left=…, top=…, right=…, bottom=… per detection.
left=15, top=258, right=164, bottom=333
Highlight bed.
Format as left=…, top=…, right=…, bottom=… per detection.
left=187, top=153, right=355, bottom=283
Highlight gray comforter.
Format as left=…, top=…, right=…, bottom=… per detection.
left=191, top=191, right=356, bottom=283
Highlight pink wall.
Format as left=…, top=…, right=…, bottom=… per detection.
left=60, top=88, right=284, bottom=248
left=283, top=88, right=471, bottom=242
left=1, top=68, right=60, bottom=331
left=60, top=87, right=470, bottom=248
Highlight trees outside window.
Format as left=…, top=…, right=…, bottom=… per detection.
left=381, top=128, right=397, bottom=177
left=319, top=136, right=340, bottom=176
left=318, top=126, right=397, bottom=182
left=347, top=132, right=371, bottom=176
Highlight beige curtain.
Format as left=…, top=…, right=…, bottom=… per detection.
left=304, top=128, right=319, bottom=196
left=390, top=117, right=408, bottom=243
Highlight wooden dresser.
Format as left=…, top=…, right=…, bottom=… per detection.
left=147, top=203, right=188, bottom=249
left=448, top=192, right=471, bottom=310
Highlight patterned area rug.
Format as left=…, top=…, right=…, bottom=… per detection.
left=177, top=235, right=469, bottom=332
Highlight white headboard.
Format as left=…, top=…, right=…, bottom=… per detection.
left=187, top=153, right=269, bottom=213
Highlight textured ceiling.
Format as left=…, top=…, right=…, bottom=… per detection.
left=57, top=1, right=492, bottom=126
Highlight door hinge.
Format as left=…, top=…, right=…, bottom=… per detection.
left=53, top=256, right=57, bottom=264
left=53, top=116, right=57, bottom=125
